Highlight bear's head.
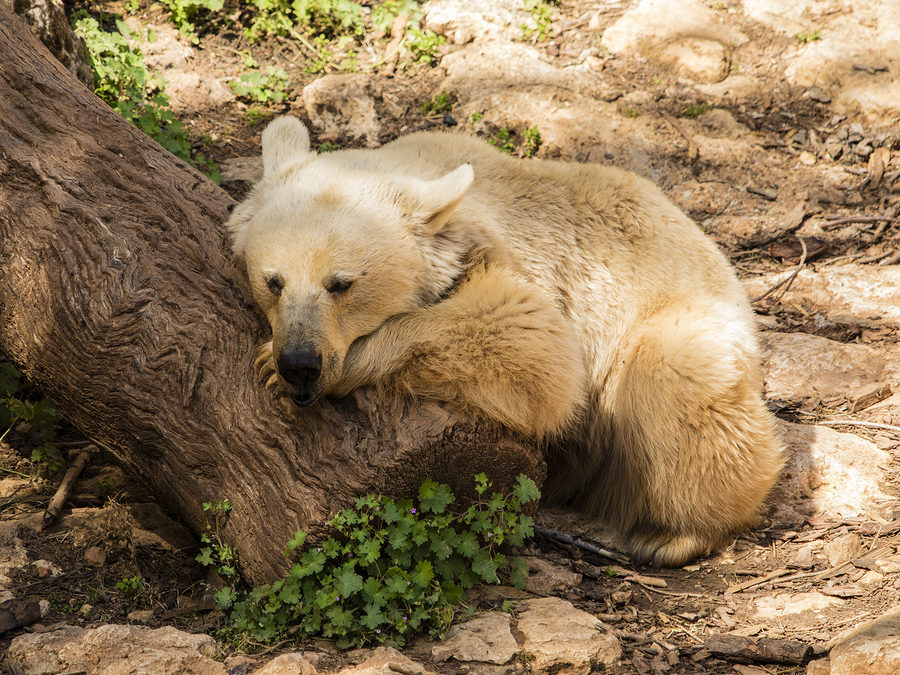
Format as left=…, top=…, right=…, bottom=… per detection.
left=227, top=116, right=477, bottom=406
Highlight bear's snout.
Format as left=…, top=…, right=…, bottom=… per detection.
left=276, top=343, right=323, bottom=406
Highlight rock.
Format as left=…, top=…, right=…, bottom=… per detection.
left=432, top=611, right=519, bottom=665
left=828, top=606, right=900, bottom=674
left=743, top=265, right=900, bottom=328
left=3, top=0, right=94, bottom=88
left=422, top=0, right=525, bottom=45
left=336, top=646, right=436, bottom=675
left=806, top=658, right=831, bottom=675
left=823, top=533, right=861, bottom=567
left=162, top=69, right=235, bottom=112
left=33, top=559, right=61, bottom=577
left=84, top=545, right=107, bottom=567
left=517, top=597, right=621, bottom=674
left=127, top=609, right=154, bottom=624
left=303, top=74, right=381, bottom=147
left=769, top=421, right=891, bottom=525
left=254, top=652, right=319, bottom=674
left=753, top=592, right=844, bottom=629
left=603, top=0, right=746, bottom=55
left=524, top=557, right=582, bottom=595
left=6, top=624, right=227, bottom=674
left=759, top=332, right=896, bottom=405
left=653, top=37, right=731, bottom=83
left=219, top=156, right=264, bottom=187
left=859, top=570, right=884, bottom=587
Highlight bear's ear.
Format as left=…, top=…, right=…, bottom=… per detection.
left=226, top=201, right=253, bottom=260
left=261, top=116, right=313, bottom=179
left=413, top=164, right=474, bottom=234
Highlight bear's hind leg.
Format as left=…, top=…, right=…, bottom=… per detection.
left=591, top=304, right=783, bottom=566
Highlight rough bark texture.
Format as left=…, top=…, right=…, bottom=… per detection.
left=0, top=11, right=544, bottom=585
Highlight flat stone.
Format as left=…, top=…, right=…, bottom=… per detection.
left=653, top=36, right=731, bottom=83
left=829, top=606, right=900, bottom=674
left=524, top=557, right=582, bottom=595
left=743, top=265, right=900, bottom=328
left=6, top=624, right=227, bottom=674
left=769, top=421, right=890, bottom=525
left=517, top=597, right=621, bottom=674
left=760, top=332, right=896, bottom=405
left=254, top=653, right=319, bottom=674
left=753, top=592, right=844, bottom=629
left=423, top=0, right=525, bottom=45
left=432, top=611, right=519, bottom=664
left=603, top=0, right=746, bottom=54
left=337, top=646, right=437, bottom=675
left=303, top=74, right=381, bottom=147
left=823, top=533, right=861, bottom=567
left=83, top=546, right=107, bottom=567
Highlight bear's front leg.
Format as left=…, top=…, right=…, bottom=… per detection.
left=333, top=264, right=587, bottom=439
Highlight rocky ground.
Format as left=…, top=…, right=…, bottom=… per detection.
left=2, top=0, right=900, bottom=673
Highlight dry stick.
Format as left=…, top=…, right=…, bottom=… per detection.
left=726, top=568, right=792, bottom=594
left=751, top=235, right=809, bottom=304
left=660, top=111, right=699, bottom=161
left=822, top=216, right=896, bottom=229
left=42, top=449, right=91, bottom=529
left=817, top=420, right=900, bottom=435
left=534, top=525, right=630, bottom=564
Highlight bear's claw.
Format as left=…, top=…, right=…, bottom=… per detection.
left=254, top=341, right=279, bottom=391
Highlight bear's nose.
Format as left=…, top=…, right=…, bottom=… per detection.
left=277, top=344, right=322, bottom=391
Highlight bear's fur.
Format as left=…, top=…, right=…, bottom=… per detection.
left=228, top=116, right=784, bottom=566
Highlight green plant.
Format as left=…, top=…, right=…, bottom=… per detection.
left=488, top=127, right=517, bottom=155
left=30, top=443, right=64, bottom=475
left=624, top=106, right=640, bottom=118
left=522, top=126, right=542, bottom=157
left=795, top=29, right=821, bottom=43
left=318, top=142, right=342, bottom=153
left=72, top=13, right=219, bottom=180
left=243, top=106, right=275, bottom=125
left=116, top=575, right=146, bottom=600
left=158, top=0, right=223, bottom=41
left=405, top=27, right=445, bottom=65
left=469, top=111, right=484, bottom=124
left=1, top=362, right=61, bottom=443
left=229, top=66, right=290, bottom=103
left=201, top=473, right=539, bottom=649
left=682, top=101, right=708, bottom=118
left=196, top=499, right=238, bottom=589
left=420, top=91, right=453, bottom=115
left=520, top=0, right=556, bottom=41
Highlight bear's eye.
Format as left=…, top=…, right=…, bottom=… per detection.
left=326, top=278, right=353, bottom=295
left=265, top=273, right=284, bottom=296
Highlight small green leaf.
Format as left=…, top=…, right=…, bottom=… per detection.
left=513, top=474, right=541, bottom=504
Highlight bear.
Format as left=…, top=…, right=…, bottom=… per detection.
left=227, top=116, right=784, bottom=566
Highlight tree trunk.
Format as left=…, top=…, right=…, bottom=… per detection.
left=0, top=11, right=543, bottom=585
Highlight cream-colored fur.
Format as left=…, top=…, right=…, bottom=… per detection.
left=228, top=116, right=784, bottom=566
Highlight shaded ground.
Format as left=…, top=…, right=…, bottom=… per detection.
left=2, top=0, right=899, bottom=672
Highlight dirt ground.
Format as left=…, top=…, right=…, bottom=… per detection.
left=2, top=0, right=899, bottom=673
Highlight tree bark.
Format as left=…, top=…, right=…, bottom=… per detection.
left=0, top=10, right=543, bottom=585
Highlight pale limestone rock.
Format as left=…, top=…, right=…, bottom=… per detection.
left=6, top=624, right=227, bottom=675
left=422, top=0, right=525, bottom=45
left=753, top=592, right=844, bottom=630
left=517, top=597, right=621, bottom=674
left=602, top=0, right=746, bottom=54
left=823, top=533, right=861, bottom=567
left=336, top=646, right=437, bottom=675
left=829, top=606, right=900, bottom=675
left=524, top=557, right=582, bottom=595
left=760, top=332, right=896, bottom=405
left=744, top=265, right=900, bottom=329
left=432, top=611, right=519, bottom=664
left=653, top=37, right=730, bottom=83
left=303, top=74, right=381, bottom=147
left=254, top=653, right=319, bottom=674
left=859, top=570, right=884, bottom=587
left=770, top=421, right=891, bottom=524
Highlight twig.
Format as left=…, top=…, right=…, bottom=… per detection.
left=817, top=420, right=900, bottom=435
left=42, top=449, right=91, bottom=530
left=751, top=235, right=808, bottom=303
left=821, top=216, right=895, bottom=229
left=660, top=111, right=699, bottom=161
left=726, top=568, right=792, bottom=594
left=533, top=526, right=630, bottom=563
